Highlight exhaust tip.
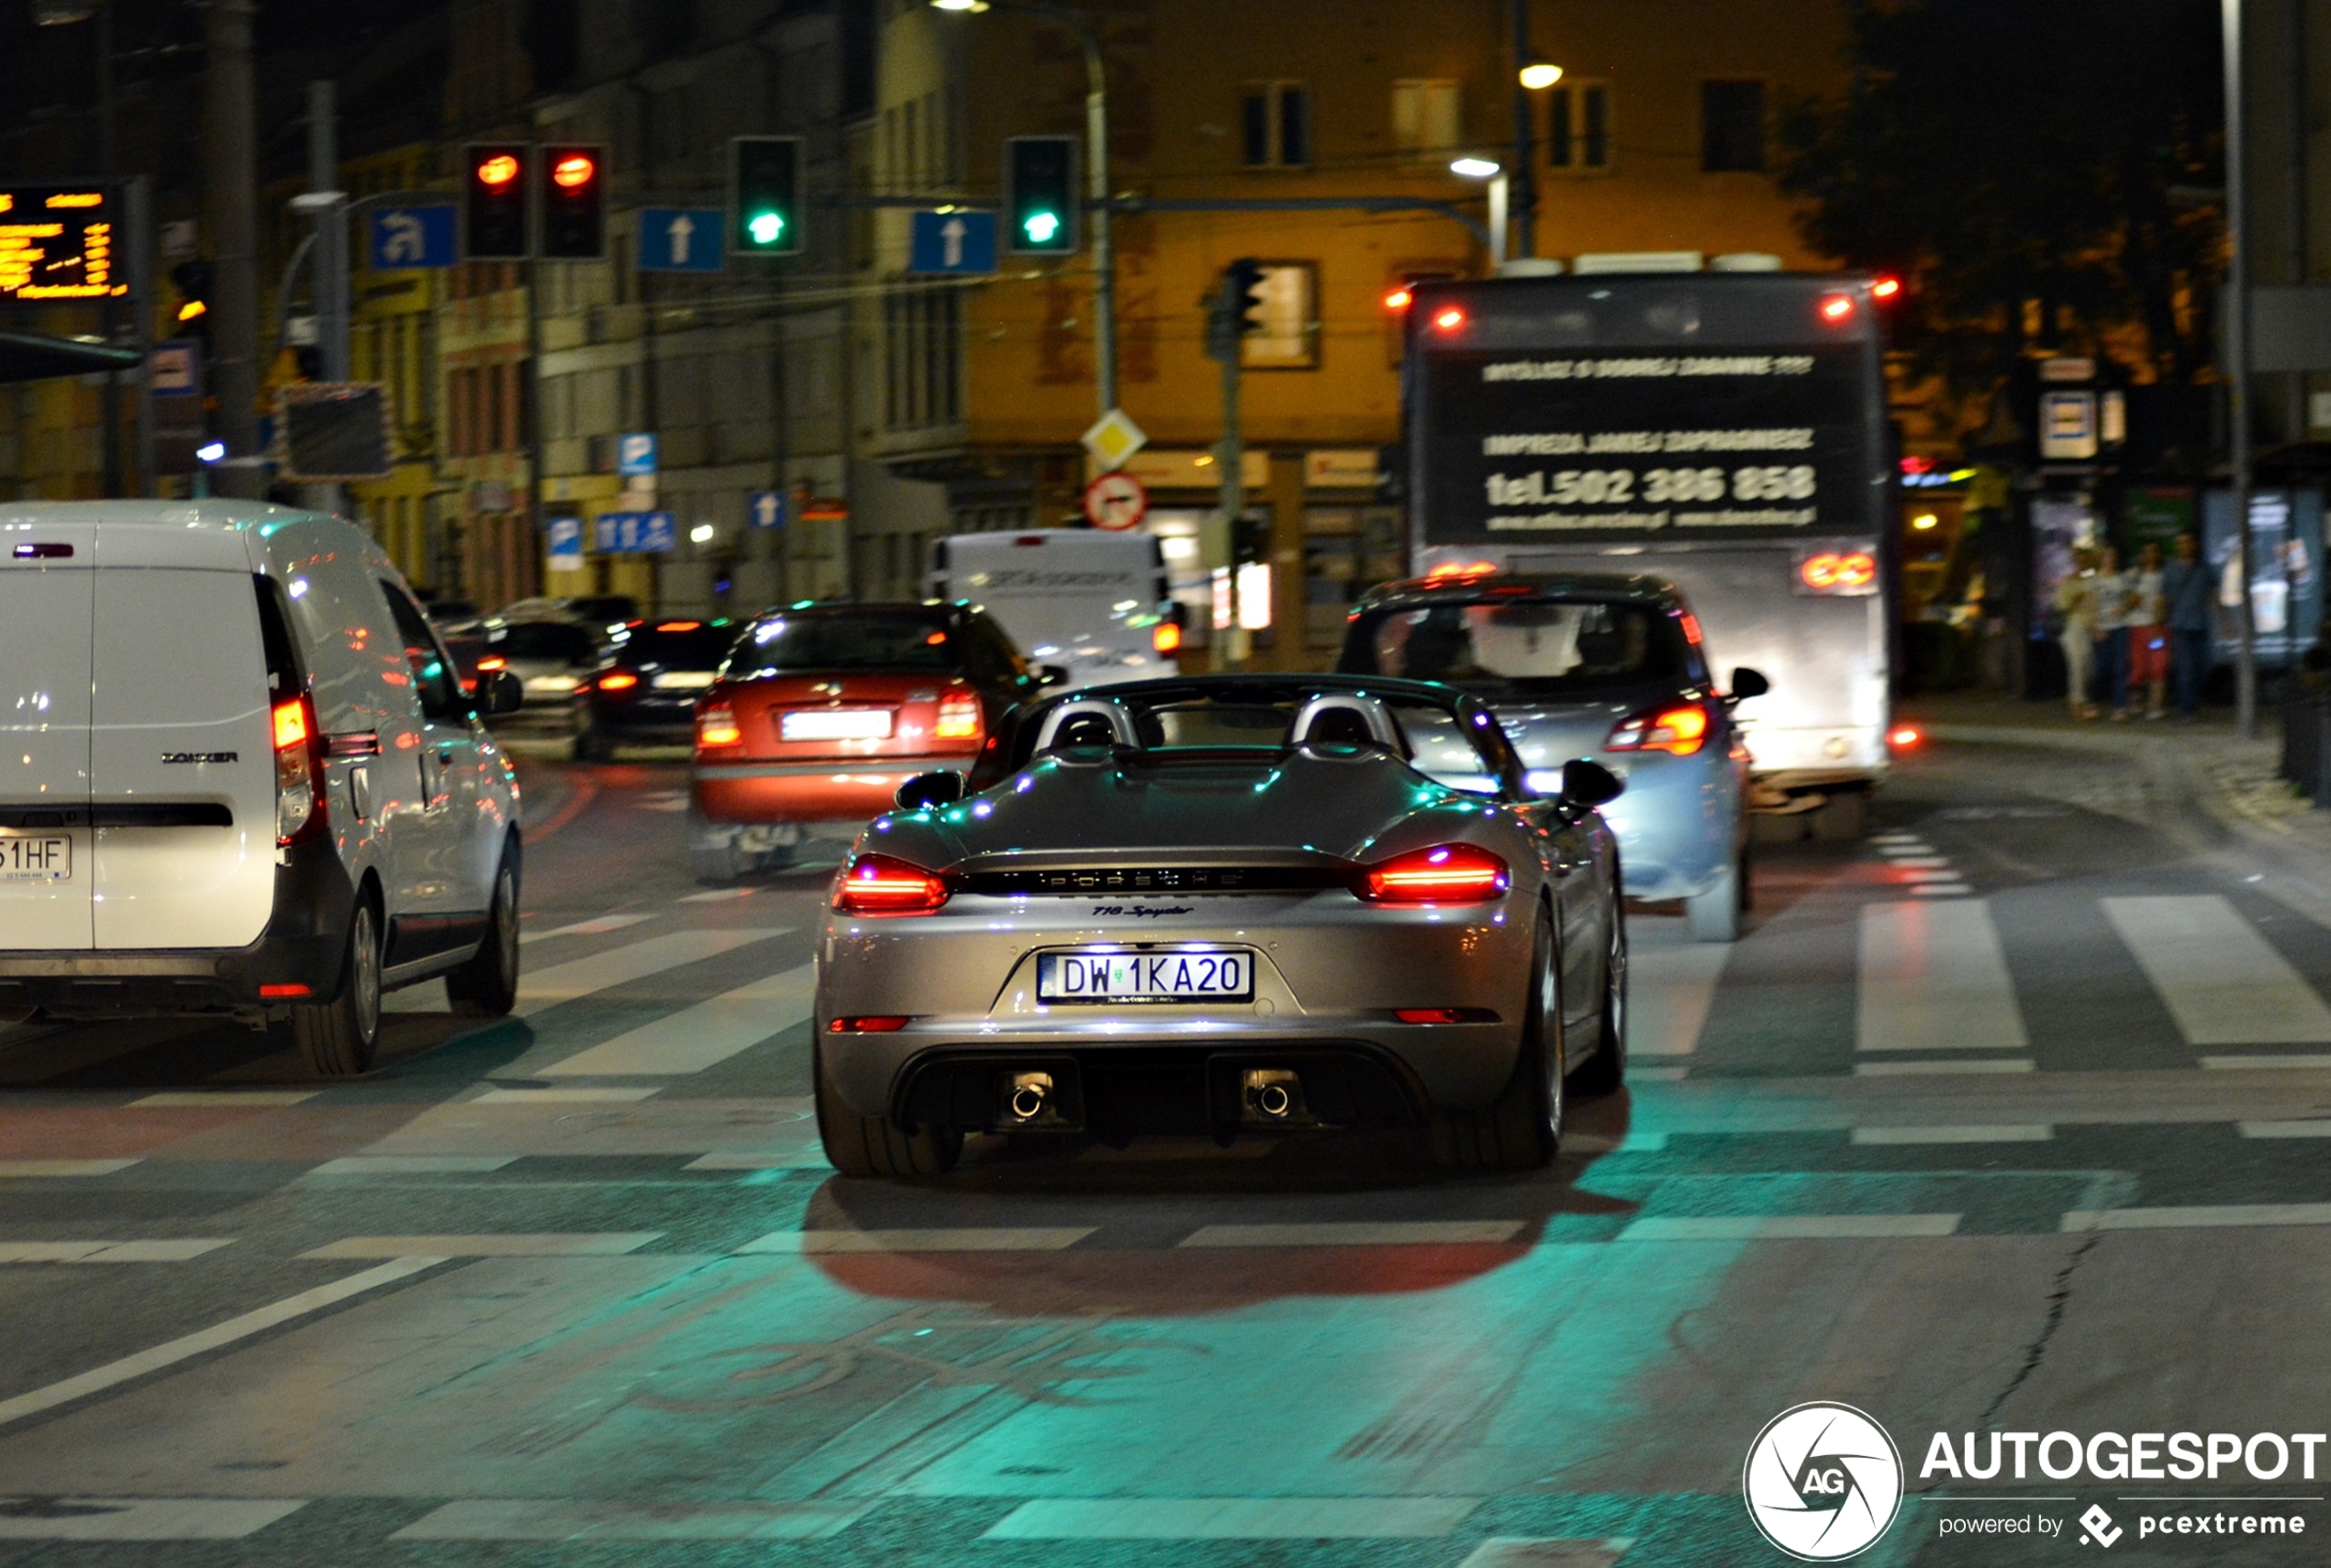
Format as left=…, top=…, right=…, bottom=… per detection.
left=1005, top=1071, right=1054, bottom=1123
left=1255, top=1082, right=1292, bottom=1118
left=1242, top=1068, right=1300, bottom=1122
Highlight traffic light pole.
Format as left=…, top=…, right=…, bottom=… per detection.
left=1206, top=274, right=1244, bottom=671
left=1075, top=16, right=1116, bottom=419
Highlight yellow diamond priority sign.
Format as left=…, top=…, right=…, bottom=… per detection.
left=1080, top=407, right=1148, bottom=473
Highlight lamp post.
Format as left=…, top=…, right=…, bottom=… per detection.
left=931, top=0, right=1116, bottom=421
left=1451, top=157, right=1508, bottom=268
left=2224, top=0, right=2258, bottom=739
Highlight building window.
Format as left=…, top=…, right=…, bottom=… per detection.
left=885, top=287, right=962, bottom=428
left=1701, top=80, right=1766, bottom=172
left=1547, top=83, right=1612, bottom=171
left=1242, top=81, right=1310, bottom=168
left=1390, top=80, right=1461, bottom=164
left=1240, top=261, right=1318, bottom=371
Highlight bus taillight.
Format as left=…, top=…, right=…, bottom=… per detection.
left=1800, top=550, right=1878, bottom=593
left=1819, top=294, right=1856, bottom=323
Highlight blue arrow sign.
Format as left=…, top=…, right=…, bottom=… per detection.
left=369, top=205, right=456, bottom=270
left=909, top=210, right=998, bottom=276
left=748, top=490, right=786, bottom=530
left=638, top=208, right=726, bottom=272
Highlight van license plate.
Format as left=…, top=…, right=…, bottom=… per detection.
left=1037, top=948, right=1255, bottom=1004
left=0, top=833, right=69, bottom=883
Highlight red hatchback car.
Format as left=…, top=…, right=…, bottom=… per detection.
left=688, top=601, right=1055, bottom=880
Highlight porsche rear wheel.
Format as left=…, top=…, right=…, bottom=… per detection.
left=814, top=1038, right=962, bottom=1179
left=1431, top=913, right=1561, bottom=1172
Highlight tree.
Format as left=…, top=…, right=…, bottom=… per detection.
left=1779, top=0, right=2224, bottom=423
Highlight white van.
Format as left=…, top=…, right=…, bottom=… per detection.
left=0, top=502, right=526, bottom=1075
left=924, top=529, right=1179, bottom=688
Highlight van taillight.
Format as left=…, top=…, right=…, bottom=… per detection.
left=273, top=694, right=326, bottom=847
left=935, top=693, right=982, bottom=741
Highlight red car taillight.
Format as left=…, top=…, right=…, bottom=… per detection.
left=696, top=702, right=742, bottom=749
left=1361, top=844, right=1510, bottom=904
left=934, top=692, right=982, bottom=741
left=833, top=853, right=952, bottom=916
left=1606, top=702, right=1712, bottom=757
left=597, top=671, right=640, bottom=691
left=272, top=693, right=327, bottom=847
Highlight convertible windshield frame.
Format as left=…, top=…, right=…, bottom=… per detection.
left=1342, top=593, right=1707, bottom=695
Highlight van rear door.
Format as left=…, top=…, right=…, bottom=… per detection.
left=0, top=522, right=96, bottom=950
left=88, top=565, right=277, bottom=950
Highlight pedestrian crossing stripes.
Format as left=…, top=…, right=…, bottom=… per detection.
left=0, top=1498, right=307, bottom=1540
left=540, top=963, right=815, bottom=1076
left=1857, top=900, right=2028, bottom=1053
left=982, top=1496, right=1483, bottom=1540
left=512, top=929, right=791, bottom=1018
left=0, top=1239, right=231, bottom=1263
left=2102, top=896, right=2331, bottom=1045
left=393, top=1499, right=868, bottom=1541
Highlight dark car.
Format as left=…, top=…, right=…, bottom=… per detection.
left=688, top=600, right=1060, bottom=881
left=574, top=618, right=743, bottom=760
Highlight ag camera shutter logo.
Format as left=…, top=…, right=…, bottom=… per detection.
left=1744, top=1402, right=1904, bottom=1560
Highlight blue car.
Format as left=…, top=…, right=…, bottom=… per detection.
left=1339, top=572, right=1768, bottom=941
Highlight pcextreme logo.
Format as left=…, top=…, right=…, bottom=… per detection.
left=1744, top=1402, right=1905, bottom=1561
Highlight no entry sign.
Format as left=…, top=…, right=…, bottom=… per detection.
left=1082, top=470, right=1149, bottom=531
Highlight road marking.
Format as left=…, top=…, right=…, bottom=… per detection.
left=1617, top=1214, right=1962, bottom=1240
left=305, top=1155, right=519, bottom=1176
left=737, top=1228, right=1091, bottom=1253
left=983, top=1497, right=1483, bottom=1540
left=1852, top=1124, right=2053, bottom=1144
left=0, top=1498, right=307, bottom=1540
left=472, top=1087, right=660, bottom=1105
left=1457, top=1540, right=1634, bottom=1568
left=1857, top=900, right=2027, bottom=1052
left=1855, top=1059, right=2035, bottom=1075
left=1895, top=866, right=1966, bottom=883
left=1178, top=1221, right=1524, bottom=1248
left=1911, top=884, right=1972, bottom=898
left=677, top=887, right=757, bottom=903
left=1883, top=855, right=1953, bottom=868
left=541, top=964, right=817, bottom=1076
left=129, top=1091, right=318, bottom=1107
left=1634, top=1065, right=1689, bottom=1081
left=302, top=1233, right=660, bottom=1259
left=393, top=1499, right=869, bottom=1541
left=2202, top=1054, right=2331, bottom=1071
left=0, top=1159, right=140, bottom=1177
left=2062, top=1204, right=2331, bottom=1231
left=1626, top=925, right=1728, bottom=1057
left=2103, top=895, right=2331, bottom=1044
left=1567, top=1130, right=1667, bottom=1155
left=0, top=1255, right=440, bottom=1430
left=0, top=1239, right=233, bottom=1263
left=2239, top=1121, right=2331, bottom=1138
left=526, top=912, right=652, bottom=943
left=685, top=1151, right=814, bottom=1170
left=514, top=929, right=788, bottom=1018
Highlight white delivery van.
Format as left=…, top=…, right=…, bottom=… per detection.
left=0, top=502, right=526, bottom=1075
left=924, top=529, right=1180, bottom=688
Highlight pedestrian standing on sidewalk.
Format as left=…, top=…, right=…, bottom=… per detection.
left=2092, top=544, right=2133, bottom=718
left=2054, top=547, right=2102, bottom=719
left=2126, top=540, right=2169, bottom=719
left=2161, top=531, right=2214, bottom=717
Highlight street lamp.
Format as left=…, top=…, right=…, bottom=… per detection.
left=930, top=0, right=1116, bottom=421
left=1518, top=60, right=1563, bottom=91
left=1450, top=157, right=1509, bottom=268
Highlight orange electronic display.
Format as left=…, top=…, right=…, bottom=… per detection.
left=0, top=185, right=122, bottom=303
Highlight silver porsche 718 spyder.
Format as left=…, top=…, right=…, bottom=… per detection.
left=811, top=674, right=1628, bottom=1179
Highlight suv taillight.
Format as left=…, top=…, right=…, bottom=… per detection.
left=273, top=694, right=327, bottom=847
left=697, top=702, right=742, bottom=749
left=935, top=693, right=981, bottom=741
left=833, top=853, right=952, bottom=916
left=1606, top=702, right=1713, bottom=757
left=1360, top=844, right=1510, bottom=904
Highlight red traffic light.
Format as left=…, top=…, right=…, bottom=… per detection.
left=1871, top=274, right=1902, bottom=301
left=476, top=153, right=520, bottom=188
left=552, top=153, right=597, bottom=189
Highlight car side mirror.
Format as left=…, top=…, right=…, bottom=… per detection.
left=894, top=770, right=967, bottom=811
left=1729, top=666, right=1770, bottom=702
left=1033, top=664, right=1070, bottom=688
left=480, top=669, right=525, bottom=717
left=1559, top=758, right=1624, bottom=808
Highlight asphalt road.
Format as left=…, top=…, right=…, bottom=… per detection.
left=0, top=735, right=2329, bottom=1564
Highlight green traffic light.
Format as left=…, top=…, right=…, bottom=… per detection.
left=1021, top=210, right=1061, bottom=245
left=749, top=210, right=786, bottom=246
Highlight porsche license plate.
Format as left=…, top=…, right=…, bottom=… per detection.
left=1038, top=948, right=1255, bottom=1004
left=0, top=831, right=70, bottom=883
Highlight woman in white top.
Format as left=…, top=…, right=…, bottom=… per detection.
left=2125, top=541, right=2169, bottom=719
left=2091, top=545, right=2134, bottom=718
left=2054, top=548, right=2102, bottom=719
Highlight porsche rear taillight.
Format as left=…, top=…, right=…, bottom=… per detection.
left=1606, top=702, right=1712, bottom=757
left=272, top=694, right=327, bottom=847
left=934, top=693, right=982, bottom=741
left=833, top=853, right=952, bottom=916
left=1361, top=844, right=1510, bottom=904
left=696, top=702, right=742, bottom=749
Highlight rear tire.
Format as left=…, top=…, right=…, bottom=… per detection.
left=1432, top=914, right=1561, bottom=1172
left=1686, top=857, right=1744, bottom=943
left=1811, top=788, right=1868, bottom=841
left=814, top=1037, right=962, bottom=1179
left=690, top=809, right=743, bottom=884
left=274, top=898, right=382, bottom=1077
left=1572, top=912, right=1628, bottom=1096
left=446, top=849, right=520, bottom=1017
